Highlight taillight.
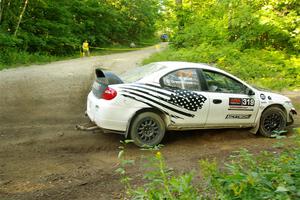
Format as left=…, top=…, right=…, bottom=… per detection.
left=102, top=87, right=117, bottom=100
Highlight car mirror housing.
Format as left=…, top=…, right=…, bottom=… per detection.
left=246, top=88, right=255, bottom=96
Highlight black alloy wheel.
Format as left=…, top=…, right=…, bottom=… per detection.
left=259, top=107, right=287, bottom=137
left=130, top=112, right=165, bottom=147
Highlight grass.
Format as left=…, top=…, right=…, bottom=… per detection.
left=0, top=39, right=160, bottom=71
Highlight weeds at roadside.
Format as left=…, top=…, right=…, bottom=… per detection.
left=117, top=133, right=300, bottom=199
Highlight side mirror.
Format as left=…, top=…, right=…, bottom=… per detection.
left=246, top=88, right=255, bottom=96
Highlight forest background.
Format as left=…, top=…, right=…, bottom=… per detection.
left=0, top=0, right=299, bottom=90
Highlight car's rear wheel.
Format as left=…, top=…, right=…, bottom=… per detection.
left=130, top=112, right=165, bottom=147
left=259, top=107, right=287, bottom=137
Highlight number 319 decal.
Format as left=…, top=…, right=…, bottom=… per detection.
left=242, top=98, right=255, bottom=106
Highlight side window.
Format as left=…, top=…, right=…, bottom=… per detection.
left=203, top=70, right=247, bottom=94
left=162, top=69, right=201, bottom=91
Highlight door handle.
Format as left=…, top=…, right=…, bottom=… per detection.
left=213, top=99, right=222, bottom=104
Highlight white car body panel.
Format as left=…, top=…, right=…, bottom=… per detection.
left=86, top=61, right=296, bottom=135
left=204, top=92, right=259, bottom=127
left=87, top=91, right=148, bottom=131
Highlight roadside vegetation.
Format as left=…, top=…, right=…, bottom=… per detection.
left=118, top=131, right=300, bottom=199
left=0, top=0, right=160, bottom=69
left=120, top=1, right=300, bottom=199
left=146, top=0, right=300, bottom=91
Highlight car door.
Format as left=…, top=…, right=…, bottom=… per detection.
left=201, top=69, right=259, bottom=128
left=160, top=68, right=210, bottom=128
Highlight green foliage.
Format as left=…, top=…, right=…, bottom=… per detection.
left=200, top=145, right=300, bottom=200
left=131, top=151, right=199, bottom=200
left=117, top=148, right=200, bottom=200
left=144, top=44, right=300, bottom=90
left=0, top=48, right=60, bottom=70
left=119, top=133, right=300, bottom=199
left=116, top=140, right=135, bottom=195
left=0, top=0, right=160, bottom=68
left=151, top=0, right=300, bottom=90
left=167, top=0, right=300, bottom=51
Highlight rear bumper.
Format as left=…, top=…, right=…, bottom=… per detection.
left=86, top=92, right=128, bottom=132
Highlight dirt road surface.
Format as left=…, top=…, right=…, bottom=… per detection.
left=0, top=45, right=299, bottom=200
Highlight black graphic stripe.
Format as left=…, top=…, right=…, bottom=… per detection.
left=141, top=83, right=180, bottom=92
left=136, top=83, right=162, bottom=89
left=120, top=86, right=171, bottom=101
left=122, top=94, right=183, bottom=119
left=135, top=83, right=175, bottom=92
left=130, top=84, right=172, bottom=97
left=170, top=115, right=182, bottom=119
left=121, top=90, right=194, bottom=117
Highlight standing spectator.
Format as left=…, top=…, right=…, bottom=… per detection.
left=82, top=40, right=90, bottom=56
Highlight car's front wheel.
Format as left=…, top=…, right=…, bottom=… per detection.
left=130, top=112, right=165, bottom=147
left=259, top=107, right=287, bottom=137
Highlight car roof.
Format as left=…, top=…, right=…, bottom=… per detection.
left=137, top=61, right=253, bottom=90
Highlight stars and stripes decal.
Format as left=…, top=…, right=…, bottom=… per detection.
left=167, top=90, right=206, bottom=111
left=119, top=83, right=207, bottom=119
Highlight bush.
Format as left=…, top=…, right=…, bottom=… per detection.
left=118, top=131, right=300, bottom=199
left=200, top=147, right=300, bottom=200
left=0, top=48, right=59, bottom=70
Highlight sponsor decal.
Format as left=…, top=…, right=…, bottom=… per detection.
left=260, top=94, right=266, bottom=100
left=226, top=114, right=252, bottom=119
left=229, top=98, right=242, bottom=105
left=268, top=96, right=272, bottom=100
left=120, top=83, right=207, bottom=119
left=228, top=108, right=254, bottom=111
left=229, top=98, right=255, bottom=106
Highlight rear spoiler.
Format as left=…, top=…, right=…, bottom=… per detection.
left=95, top=68, right=106, bottom=78
left=95, top=68, right=123, bottom=85
left=92, top=68, right=124, bottom=98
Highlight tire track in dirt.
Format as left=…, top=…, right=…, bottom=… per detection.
left=0, top=45, right=166, bottom=200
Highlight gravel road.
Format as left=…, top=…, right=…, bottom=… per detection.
left=0, top=44, right=299, bottom=200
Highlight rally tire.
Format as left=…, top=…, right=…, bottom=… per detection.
left=130, top=112, right=165, bottom=147
left=259, top=107, right=287, bottom=137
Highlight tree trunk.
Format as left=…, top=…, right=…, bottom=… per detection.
left=0, top=0, right=4, bottom=23
left=175, top=0, right=184, bottom=30
left=14, top=0, right=28, bottom=37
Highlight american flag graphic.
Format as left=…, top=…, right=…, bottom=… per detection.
left=168, top=89, right=207, bottom=111
left=120, top=84, right=207, bottom=119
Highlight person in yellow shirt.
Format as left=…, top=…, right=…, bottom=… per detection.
left=82, top=40, right=90, bottom=56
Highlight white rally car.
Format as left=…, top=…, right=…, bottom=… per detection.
left=86, top=62, right=297, bottom=147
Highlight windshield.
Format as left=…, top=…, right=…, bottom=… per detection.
left=120, top=63, right=166, bottom=83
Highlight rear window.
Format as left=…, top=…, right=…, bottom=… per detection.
left=121, top=63, right=166, bottom=83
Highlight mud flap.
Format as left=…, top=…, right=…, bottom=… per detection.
left=249, top=123, right=260, bottom=134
